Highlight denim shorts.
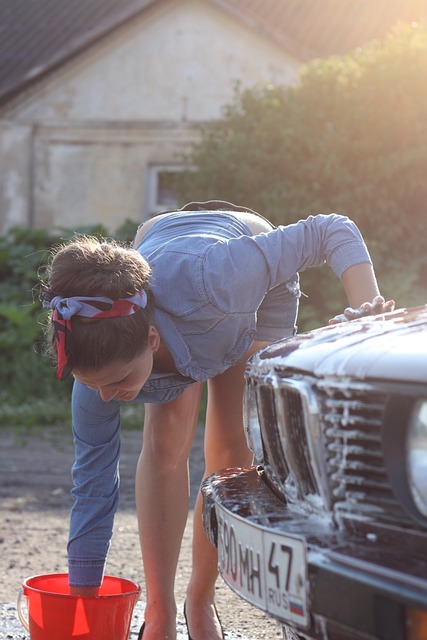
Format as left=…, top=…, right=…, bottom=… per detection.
left=136, top=200, right=299, bottom=343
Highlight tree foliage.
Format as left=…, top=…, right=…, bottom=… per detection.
left=175, top=22, right=427, bottom=328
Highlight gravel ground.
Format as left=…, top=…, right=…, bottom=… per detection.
left=0, top=428, right=282, bottom=639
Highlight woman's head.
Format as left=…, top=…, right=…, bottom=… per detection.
left=43, top=236, right=155, bottom=379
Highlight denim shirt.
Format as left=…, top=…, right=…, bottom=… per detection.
left=68, top=211, right=372, bottom=586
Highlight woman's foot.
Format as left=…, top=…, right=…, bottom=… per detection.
left=183, top=600, right=224, bottom=640
left=137, top=616, right=177, bottom=639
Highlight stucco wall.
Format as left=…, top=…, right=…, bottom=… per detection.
left=0, top=0, right=300, bottom=233
left=31, top=123, right=199, bottom=231
left=0, top=122, right=33, bottom=230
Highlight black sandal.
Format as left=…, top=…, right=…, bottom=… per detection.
left=214, top=604, right=225, bottom=640
left=137, top=622, right=145, bottom=639
left=183, top=602, right=224, bottom=640
left=183, top=603, right=193, bottom=640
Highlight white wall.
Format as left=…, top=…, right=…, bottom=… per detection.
left=31, top=123, right=199, bottom=230
left=0, top=122, right=33, bottom=229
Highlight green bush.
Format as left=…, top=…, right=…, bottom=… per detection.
left=175, top=22, right=427, bottom=328
left=0, top=220, right=139, bottom=424
left=0, top=228, right=69, bottom=407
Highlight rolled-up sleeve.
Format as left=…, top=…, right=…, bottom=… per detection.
left=203, top=213, right=372, bottom=312
left=67, top=381, right=121, bottom=587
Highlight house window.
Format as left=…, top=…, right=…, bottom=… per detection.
left=146, top=165, right=186, bottom=216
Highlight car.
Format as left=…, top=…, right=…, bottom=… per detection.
left=202, top=305, right=427, bottom=640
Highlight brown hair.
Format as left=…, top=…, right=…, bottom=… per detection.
left=44, top=236, right=154, bottom=373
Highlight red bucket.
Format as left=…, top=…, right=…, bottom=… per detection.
left=17, top=574, right=140, bottom=639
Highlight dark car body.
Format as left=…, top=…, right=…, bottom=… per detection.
left=202, top=306, right=427, bottom=639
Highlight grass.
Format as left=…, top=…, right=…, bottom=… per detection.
left=0, top=397, right=146, bottom=435
left=0, top=385, right=206, bottom=436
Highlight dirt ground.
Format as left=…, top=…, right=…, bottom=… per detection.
left=0, top=427, right=282, bottom=639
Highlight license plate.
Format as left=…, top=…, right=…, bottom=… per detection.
left=215, top=504, right=309, bottom=628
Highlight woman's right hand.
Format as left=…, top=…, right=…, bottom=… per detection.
left=329, top=295, right=396, bottom=325
left=70, top=585, right=100, bottom=597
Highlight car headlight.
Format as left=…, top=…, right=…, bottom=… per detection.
left=383, top=395, right=427, bottom=527
left=407, top=400, right=427, bottom=517
left=243, top=379, right=263, bottom=464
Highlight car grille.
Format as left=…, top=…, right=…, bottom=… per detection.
left=314, top=380, right=409, bottom=521
left=258, top=384, right=289, bottom=499
left=258, top=375, right=411, bottom=525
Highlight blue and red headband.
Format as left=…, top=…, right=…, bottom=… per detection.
left=43, top=289, right=148, bottom=381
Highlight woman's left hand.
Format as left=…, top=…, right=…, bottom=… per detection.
left=329, top=295, right=396, bottom=325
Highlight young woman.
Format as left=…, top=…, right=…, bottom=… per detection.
left=42, top=201, right=394, bottom=640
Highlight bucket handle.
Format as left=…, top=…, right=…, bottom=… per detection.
left=17, top=588, right=30, bottom=631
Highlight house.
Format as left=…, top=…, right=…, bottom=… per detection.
left=0, top=0, right=425, bottom=233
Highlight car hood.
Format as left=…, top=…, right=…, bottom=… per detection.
left=251, top=305, right=427, bottom=383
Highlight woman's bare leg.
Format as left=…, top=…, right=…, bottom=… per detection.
left=185, top=341, right=270, bottom=639
left=135, top=383, right=203, bottom=639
